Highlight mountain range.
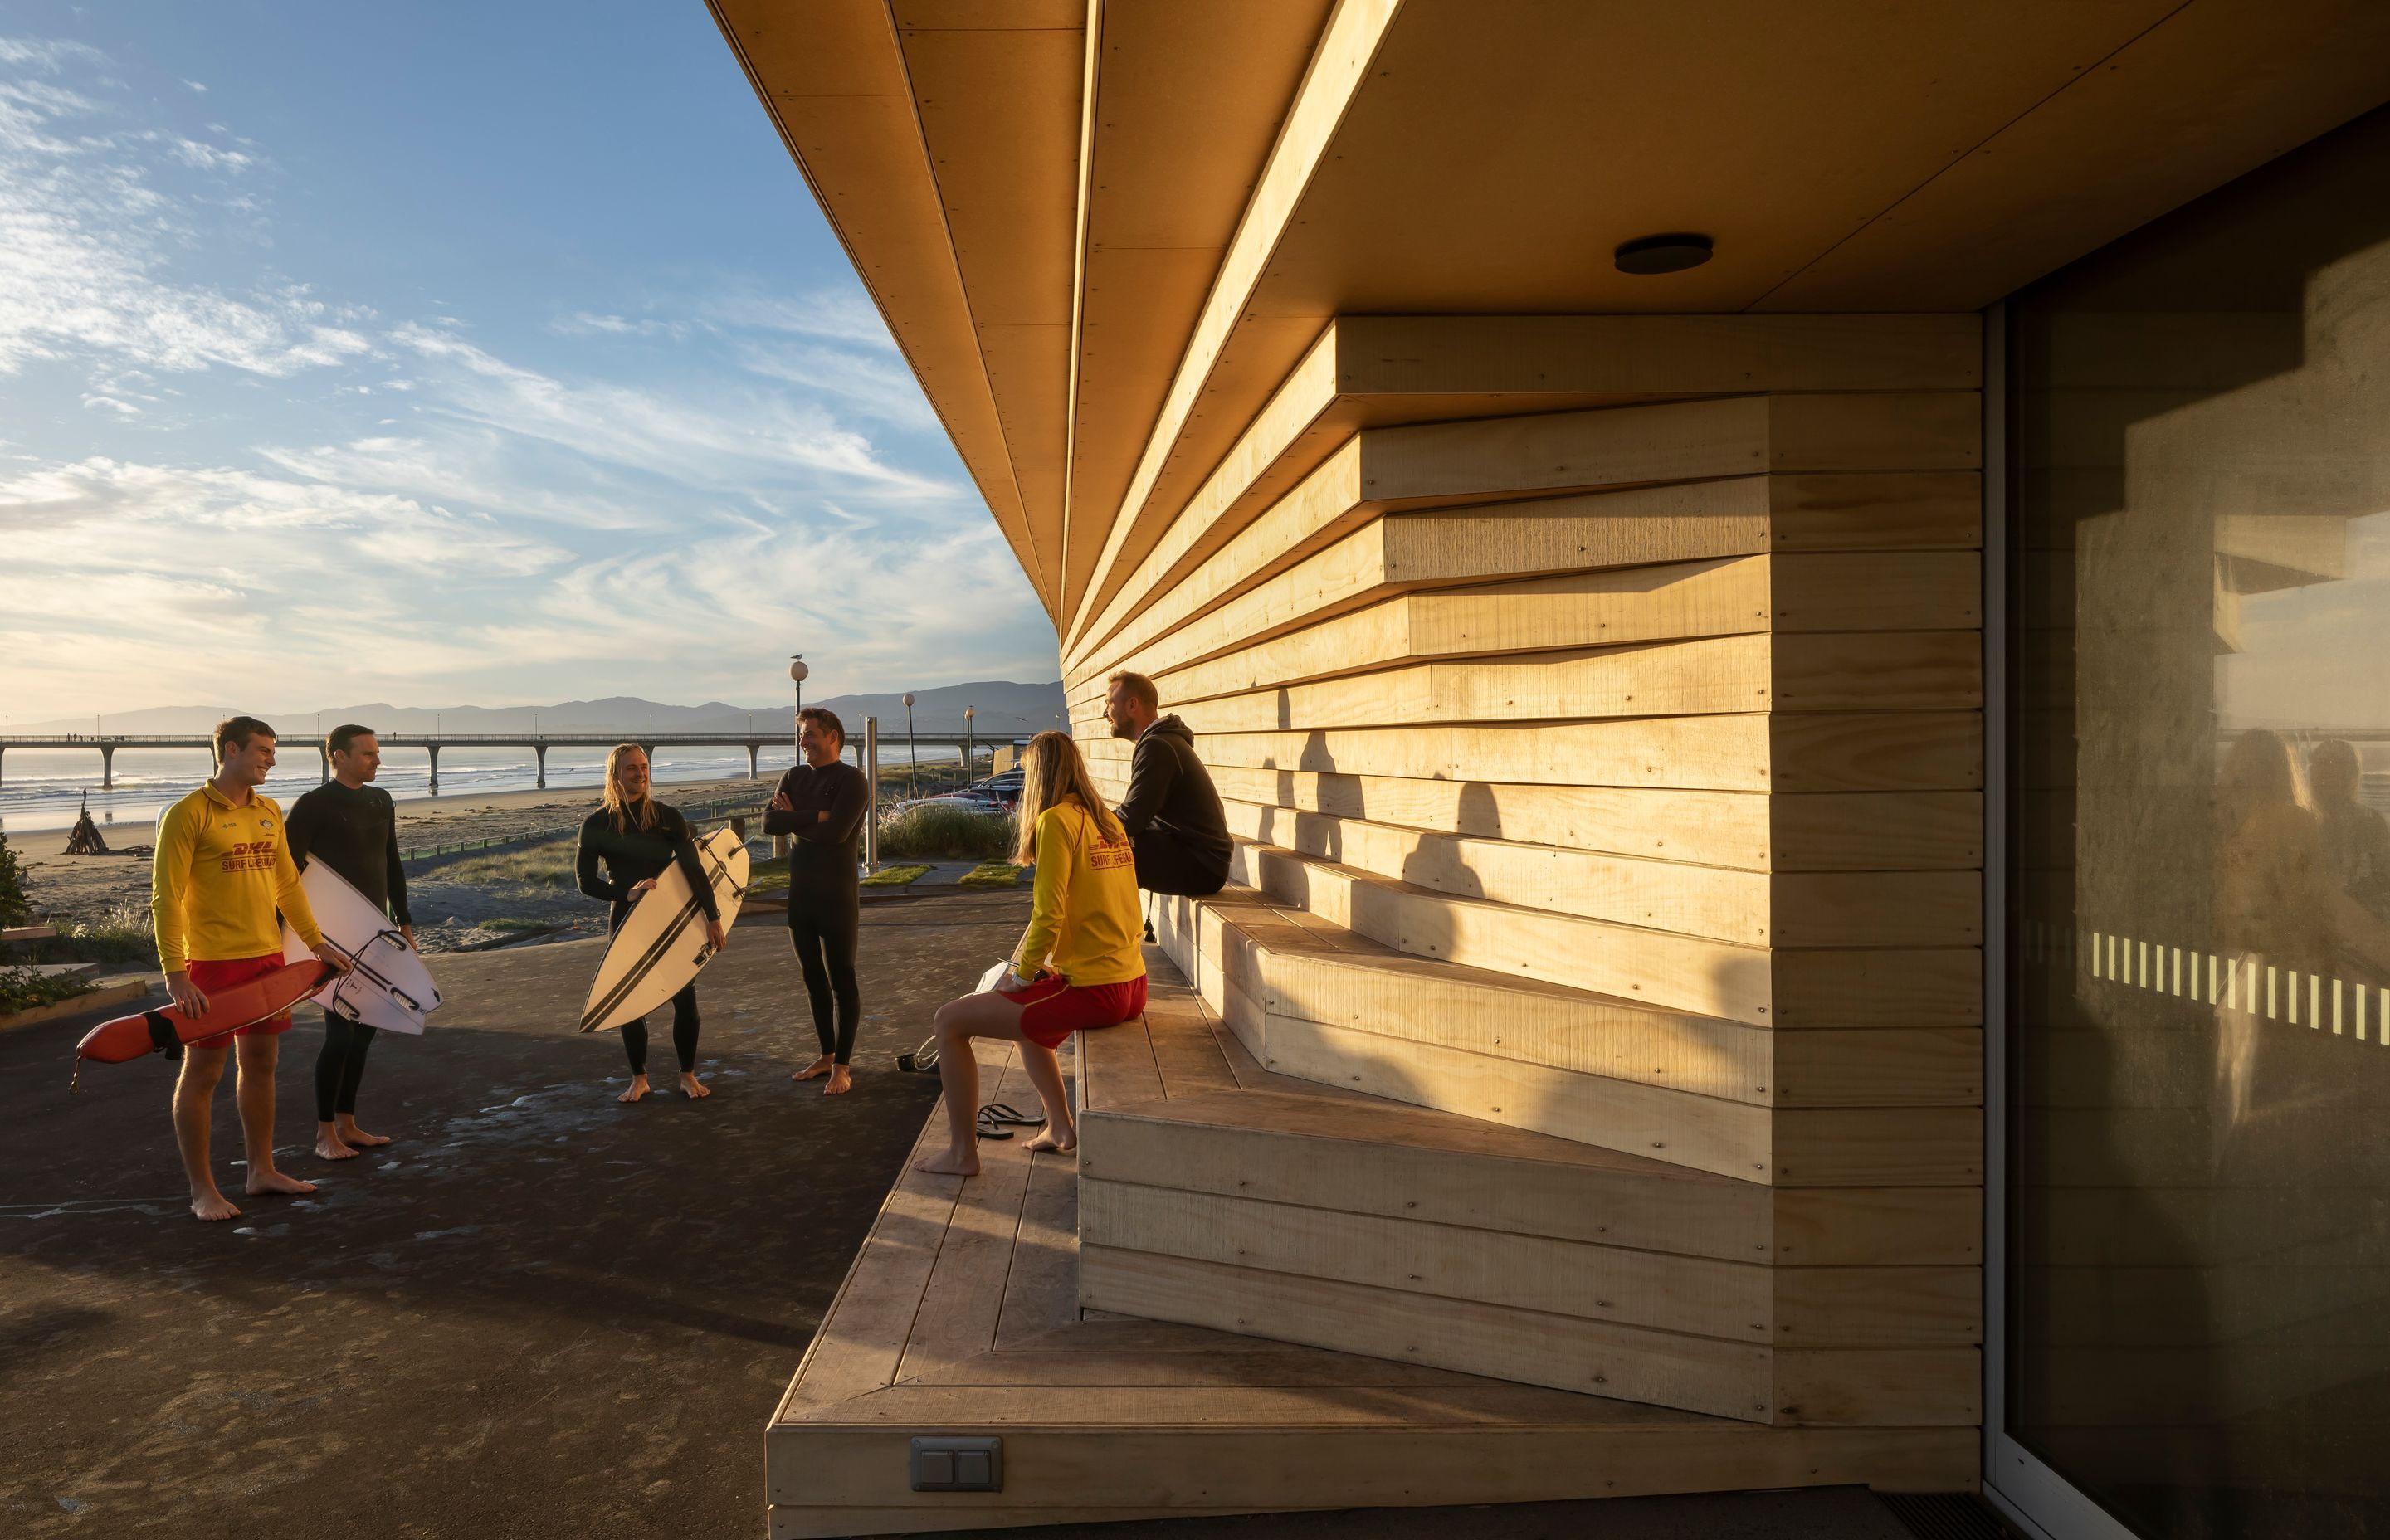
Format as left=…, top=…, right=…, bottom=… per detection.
left=17, top=680, right=1068, bottom=739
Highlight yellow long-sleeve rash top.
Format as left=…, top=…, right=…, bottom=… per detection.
left=1010, top=799, right=1144, bottom=987
left=151, top=782, right=323, bottom=972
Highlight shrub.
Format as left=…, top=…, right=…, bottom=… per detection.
left=876, top=802, right=1016, bottom=860
left=0, top=964, right=94, bottom=1016
left=0, top=832, right=29, bottom=929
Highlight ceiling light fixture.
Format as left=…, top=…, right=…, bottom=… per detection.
left=1614, top=233, right=1714, bottom=275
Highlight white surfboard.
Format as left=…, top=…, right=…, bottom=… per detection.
left=280, top=860, right=443, bottom=1035
left=578, top=826, right=749, bottom=1034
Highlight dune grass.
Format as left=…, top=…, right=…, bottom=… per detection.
left=876, top=802, right=1016, bottom=860
left=29, top=904, right=157, bottom=966
left=434, top=839, right=578, bottom=888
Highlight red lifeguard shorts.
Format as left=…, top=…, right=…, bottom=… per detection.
left=1003, top=972, right=1148, bottom=1050
left=186, top=954, right=297, bottom=1044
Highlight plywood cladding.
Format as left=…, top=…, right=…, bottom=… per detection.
left=1071, top=310, right=1984, bottom=1434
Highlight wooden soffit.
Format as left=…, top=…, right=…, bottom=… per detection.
left=708, top=0, right=1087, bottom=620
left=713, top=1, right=2390, bottom=641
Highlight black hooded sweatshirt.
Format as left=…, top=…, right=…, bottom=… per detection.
left=1115, top=715, right=1229, bottom=865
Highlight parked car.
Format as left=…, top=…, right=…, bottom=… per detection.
left=885, top=791, right=1012, bottom=819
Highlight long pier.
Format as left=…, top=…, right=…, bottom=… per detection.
left=0, top=730, right=995, bottom=792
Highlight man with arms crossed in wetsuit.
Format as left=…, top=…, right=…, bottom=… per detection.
left=767, top=708, right=871, bottom=1094
left=286, top=724, right=413, bottom=1161
left=1105, top=672, right=1231, bottom=917
left=154, top=716, right=350, bottom=1221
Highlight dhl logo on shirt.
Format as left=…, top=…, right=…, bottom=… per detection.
left=217, top=840, right=279, bottom=875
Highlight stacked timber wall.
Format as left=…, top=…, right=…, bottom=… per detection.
left=1064, top=315, right=1983, bottom=1444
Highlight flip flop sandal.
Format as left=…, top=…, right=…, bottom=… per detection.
left=975, top=1102, right=1042, bottom=1140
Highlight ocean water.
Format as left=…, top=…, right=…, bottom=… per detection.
left=0, top=743, right=966, bottom=836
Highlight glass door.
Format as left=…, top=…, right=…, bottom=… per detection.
left=2000, top=104, right=2390, bottom=1540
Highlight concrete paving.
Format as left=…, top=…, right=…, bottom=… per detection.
left=0, top=891, right=1028, bottom=1540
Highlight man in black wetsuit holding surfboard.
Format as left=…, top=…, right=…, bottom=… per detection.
left=766, top=708, right=870, bottom=1094
left=285, top=724, right=412, bottom=1162
left=576, top=745, right=726, bottom=1104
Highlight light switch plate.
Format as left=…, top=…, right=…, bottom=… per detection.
left=910, top=1435, right=1002, bottom=1492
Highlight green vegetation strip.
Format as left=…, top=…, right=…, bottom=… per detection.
left=859, top=864, right=932, bottom=888
left=0, top=963, right=95, bottom=1015
left=877, top=801, right=1017, bottom=860
left=957, top=862, right=1021, bottom=889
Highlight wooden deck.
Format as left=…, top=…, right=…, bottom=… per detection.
left=764, top=956, right=1972, bottom=1538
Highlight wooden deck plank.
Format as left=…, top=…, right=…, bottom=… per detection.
left=894, top=1044, right=1032, bottom=1384
left=773, top=1080, right=980, bottom=1416
left=769, top=1503, right=1298, bottom=1538
left=773, top=1422, right=1977, bottom=1512
left=991, top=1148, right=1081, bottom=1348
left=1141, top=987, right=1241, bottom=1095
left=806, top=1382, right=1739, bottom=1429
left=900, top=1348, right=1500, bottom=1389
left=1077, top=1001, right=1166, bottom=1105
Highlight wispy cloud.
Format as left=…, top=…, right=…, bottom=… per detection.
left=0, top=53, right=365, bottom=378
left=0, top=32, right=1058, bottom=719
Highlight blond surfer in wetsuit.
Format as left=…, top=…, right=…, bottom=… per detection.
left=152, top=715, right=351, bottom=1222
left=574, top=745, right=728, bottom=1103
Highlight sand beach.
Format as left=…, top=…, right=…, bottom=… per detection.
left=12, top=773, right=774, bottom=953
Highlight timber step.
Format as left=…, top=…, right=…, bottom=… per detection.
left=1154, top=870, right=1983, bottom=1186
left=1209, top=833, right=1978, bottom=1031
left=765, top=1009, right=1974, bottom=1538
left=1077, top=955, right=1980, bottom=1430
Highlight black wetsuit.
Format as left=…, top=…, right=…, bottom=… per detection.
left=1115, top=714, right=1230, bottom=897
left=285, top=780, right=410, bottom=1125
left=575, top=802, right=719, bottom=1077
left=765, top=760, right=870, bottom=1064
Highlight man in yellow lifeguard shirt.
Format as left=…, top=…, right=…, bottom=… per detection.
left=153, top=715, right=349, bottom=1222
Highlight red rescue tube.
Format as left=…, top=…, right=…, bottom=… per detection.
left=72, top=960, right=334, bottom=1075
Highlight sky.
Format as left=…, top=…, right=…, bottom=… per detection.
left=0, top=3, right=1058, bottom=725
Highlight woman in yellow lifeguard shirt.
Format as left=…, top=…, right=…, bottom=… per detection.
left=914, top=730, right=1145, bottom=1177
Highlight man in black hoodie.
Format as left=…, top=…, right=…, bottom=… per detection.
left=1105, top=671, right=1230, bottom=901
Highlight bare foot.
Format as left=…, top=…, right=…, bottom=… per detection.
left=315, top=1130, right=360, bottom=1162
left=824, top=1065, right=852, bottom=1096
left=792, top=1054, right=834, bottom=1082
left=245, top=1167, right=317, bottom=1197
left=1023, top=1127, right=1076, bottom=1154
left=192, top=1190, right=242, bottom=1222
left=337, top=1121, right=392, bottom=1148
left=914, top=1148, right=981, bottom=1177
left=617, top=1075, right=652, bottom=1104
left=679, top=1072, right=711, bottom=1099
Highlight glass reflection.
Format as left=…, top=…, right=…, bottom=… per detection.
left=2010, top=104, right=2390, bottom=1539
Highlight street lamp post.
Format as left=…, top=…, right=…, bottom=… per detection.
left=780, top=656, right=809, bottom=859
left=901, top=693, right=916, bottom=799
left=963, top=705, right=976, bottom=784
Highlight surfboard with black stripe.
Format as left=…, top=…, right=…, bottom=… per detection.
left=578, top=826, right=751, bottom=1033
